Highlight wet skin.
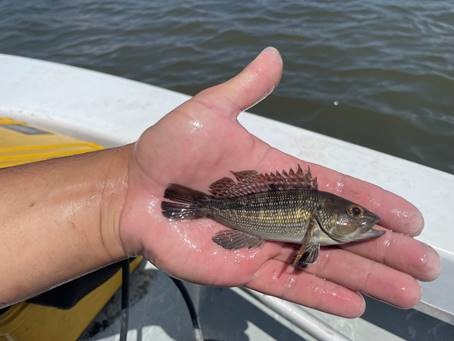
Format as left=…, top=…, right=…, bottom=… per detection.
left=119, top=47, right=440, bottom=318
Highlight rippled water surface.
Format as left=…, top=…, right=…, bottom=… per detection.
left=1, top=1, right=453, bottom=173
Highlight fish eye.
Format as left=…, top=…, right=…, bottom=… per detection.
left=347, top=205, right=363, bottom=217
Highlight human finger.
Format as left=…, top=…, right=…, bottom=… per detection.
left=301, top=248, right=422, bottom=309
left=341, top=228, right=440, bottom=281
left=247, top=258, right=366, bottom=318
left=192, top=47, right=283, bottom=119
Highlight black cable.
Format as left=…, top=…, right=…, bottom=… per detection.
left=118, top=260, right=203, bottom=341
left=170, top=277, right=204, bottom=341
left=119, top=259, right=130, bottom=341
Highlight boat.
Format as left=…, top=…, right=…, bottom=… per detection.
left=0, top=53, right=453, bottom=340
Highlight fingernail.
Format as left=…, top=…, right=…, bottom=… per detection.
left=396, top=208, right=425, bottom=236
left=263, top=46, right=279, bottom=53
left=412, top=211, right=425, bottom=235
left=247, top=47, right=281, bottom=71
left=420, top=245, right=441, bottom=280
left=258, top=46, right=281, bottom=61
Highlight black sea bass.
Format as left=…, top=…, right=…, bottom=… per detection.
left=161, top=166, right=384, bottom=267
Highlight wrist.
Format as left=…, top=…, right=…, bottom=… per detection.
left=98, top=144, right=132, bottom=261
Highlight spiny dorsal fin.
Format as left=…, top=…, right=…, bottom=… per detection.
left=231, top=170, right=258, bottom=182
left=208, top=165, right=317, bottom=198
left=209, top=177, right=236, bottom=198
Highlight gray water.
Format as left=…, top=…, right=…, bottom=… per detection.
left=1, top=1, right=453, bottom=173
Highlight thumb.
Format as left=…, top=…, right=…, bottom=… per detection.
left=193, top=47, right=283, bottom=119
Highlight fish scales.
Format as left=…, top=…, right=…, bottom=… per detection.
left=208, top=190, right=318, bottom=242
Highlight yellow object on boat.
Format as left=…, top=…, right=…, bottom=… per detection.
left=0, top=117, right=102, bottom=168
left=0, top=116, right=140, bottom=340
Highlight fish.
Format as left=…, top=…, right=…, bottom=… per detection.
left=161, top=165, right=384, bottom=267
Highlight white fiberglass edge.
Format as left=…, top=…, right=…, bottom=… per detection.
left=1, top=54, right=453, bottom=326
left=239, top=288, right=350, bottom=341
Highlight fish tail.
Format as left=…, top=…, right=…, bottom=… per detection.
left=161, top=184, right=210, bottom=220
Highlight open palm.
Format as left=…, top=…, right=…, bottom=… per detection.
left=119, top=47, right=440, bottom=317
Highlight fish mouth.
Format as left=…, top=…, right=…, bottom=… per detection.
left=361, top=226, right=385, bottom=240
left=358, top=214, right=383, bottom=240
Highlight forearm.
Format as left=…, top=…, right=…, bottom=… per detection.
left=0, top=145, right=130, bottom=307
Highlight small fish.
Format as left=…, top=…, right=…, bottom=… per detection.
left=161, top=166, right=384, bottom=267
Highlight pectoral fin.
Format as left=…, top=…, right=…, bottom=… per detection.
left=292, top=218, right=320, bottom=268
left=295, top=243, right=320, bottom=268
left=213, top=230, right=264, bottom=249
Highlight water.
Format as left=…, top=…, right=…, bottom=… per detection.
left=1, top=1, right=453, bottom=173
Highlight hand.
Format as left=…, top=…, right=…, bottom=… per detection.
left=119, top=47, right=440, bottom=317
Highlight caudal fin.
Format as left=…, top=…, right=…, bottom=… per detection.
left=161, top=184, right=210, bottom=220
